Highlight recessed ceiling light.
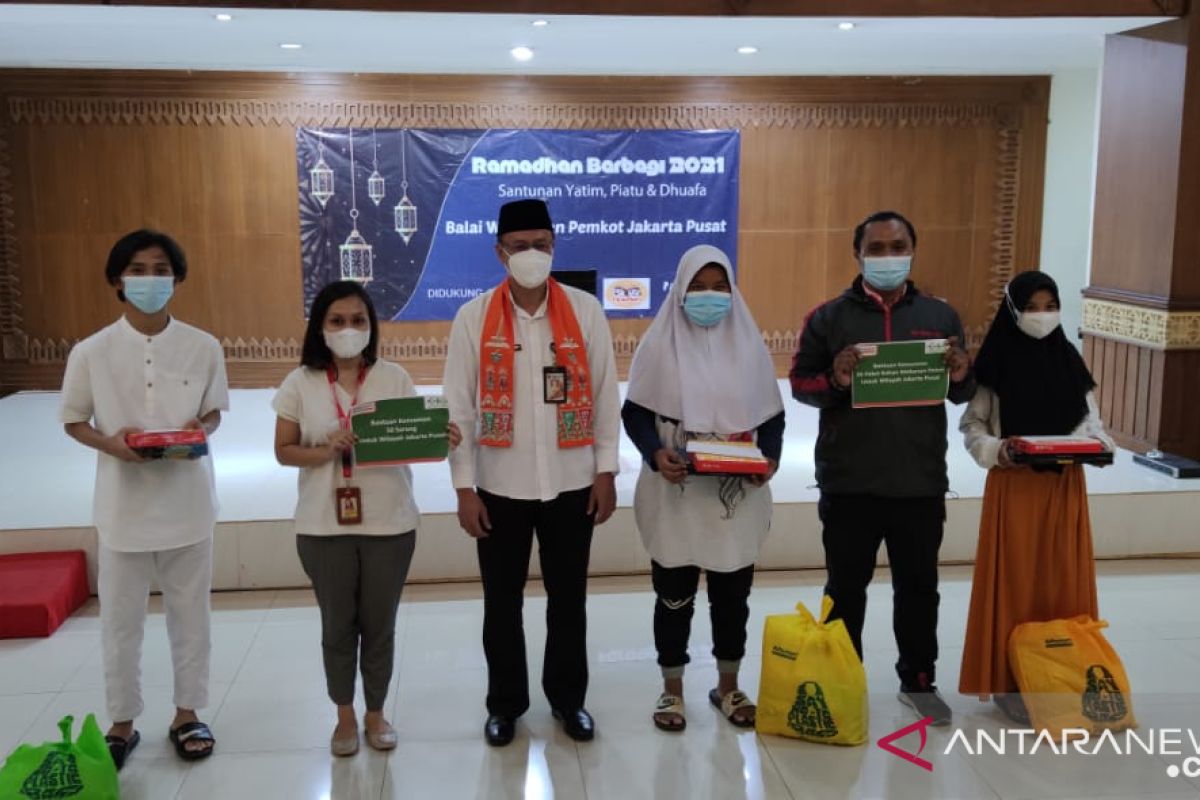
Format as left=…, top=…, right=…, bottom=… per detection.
left=510, top=46, right=534, bottom=61
left=214, top=13, right=233, bottom=22
left=531, top=19, right=549, bottom=27
left=279, top=43, right=303, bottom=50
left=737, top=46, right=758, bottom=55
left=838, top=22, right=856, bottom=30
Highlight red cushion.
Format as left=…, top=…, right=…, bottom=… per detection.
left=0, top=551, right=90, bottom=638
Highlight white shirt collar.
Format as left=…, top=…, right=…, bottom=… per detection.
left=509, top=289, right=548, bottom=321
left=118, top=314, right=174, bottom=340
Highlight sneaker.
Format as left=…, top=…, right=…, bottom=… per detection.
left=898, top=672, right=952, bottom=726
left=993, top=693, right=1031, bottom=725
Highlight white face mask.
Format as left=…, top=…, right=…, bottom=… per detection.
left=1016, top=311, right=1061, bottom=340
left=324, top=327, right=370, bottom=359
left=504, top=248, right=553, bottom=289
left=1005, top=286, right=1061, bottom=340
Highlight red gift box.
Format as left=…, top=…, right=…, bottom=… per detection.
left=125, top=429, right=208, bottom=459
left=1010, top=436, right=1107, bottom=455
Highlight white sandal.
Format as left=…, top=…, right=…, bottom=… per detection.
left=652, top=692, right=686, bottom=732
left=330, top=728, right=359, bottom=757
left=364, top=718, right=398, bottom=751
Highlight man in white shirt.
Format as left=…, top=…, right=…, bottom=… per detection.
left=60, top=230, right=228, bottom=769
left=444, top=199, right=620, bottom=747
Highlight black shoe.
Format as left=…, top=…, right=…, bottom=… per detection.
left=484, top=714, right=516, bottom=747
left=552, top=708, right=595, bottom=741
left=898, top=673, right=952, bottom=726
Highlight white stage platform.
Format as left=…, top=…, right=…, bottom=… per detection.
left=2, top=381, right=1197, bottom=590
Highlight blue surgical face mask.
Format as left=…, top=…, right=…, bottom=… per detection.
left=861, top=255, right=912, bottom=292
left=682, top=290, right=732, bottom=327
left=123, top=275, right=175, bottom=314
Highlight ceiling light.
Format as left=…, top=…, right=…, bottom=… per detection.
left=279, top=43, right=303, bottom=50
left=737, top=46, right=758, bottom=55
left=214, top=13, right=232, bottom=22
left=510, top=46, right=534, bottom=61
left=531, top=19, right=549, bottom=27
left=838, top=22, right=856, bottom=30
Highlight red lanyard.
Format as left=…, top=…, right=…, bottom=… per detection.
left=327, top=364, right=368, bottom=480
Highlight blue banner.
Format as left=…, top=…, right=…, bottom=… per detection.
left=296, top=128, right=740, bottom=321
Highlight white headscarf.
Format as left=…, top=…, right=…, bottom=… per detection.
left=627, top=244, right=784, bottom=435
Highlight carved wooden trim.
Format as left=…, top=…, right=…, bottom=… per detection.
left=0, top=115, right=24, bottom=360
left=1081, top=298, right=1200, bottom=350
left=22, top=326, right=985, bottom=367
left=6, top=97, right=1010, bottom=131
left=986, top=126, right=1021, bottom=323
left=1081, top=285, right=1200, bottom=312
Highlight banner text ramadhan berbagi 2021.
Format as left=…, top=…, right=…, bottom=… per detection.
left=296, top=128, right=740, bottom=321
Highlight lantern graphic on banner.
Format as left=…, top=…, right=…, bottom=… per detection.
left=339, top=129, right=374, bottom=283
left=367, top=129, right=386, bottom=206
left=310, top=139, right=334, bottom=208
left=394, top=128, right=418, bottom=245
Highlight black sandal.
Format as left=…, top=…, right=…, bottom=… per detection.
left=105, top=730, right=140, bottom=771
left=168, top=721, right=215, bottom=761
left=709, top=688, right=756, bottom=728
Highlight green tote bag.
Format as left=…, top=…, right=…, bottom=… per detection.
left=0, top=714, right=119, bottom=800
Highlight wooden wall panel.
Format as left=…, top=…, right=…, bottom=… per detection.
left=1090, top=22, right=1188, bottom=302
left=0, top=70, right=1049, bottom=390
left=1135, top=345, right=1152, bottom=440
left=1172, top=13, right=1200, bottom=305
left=1082, top=17, right=1200, bottom=460
left=1121, top=342, right=1138, bottom=435
left=1081, top=331, right=1200, bottom=458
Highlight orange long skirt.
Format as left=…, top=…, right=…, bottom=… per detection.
left=959, top=464, right=1099, bottom=698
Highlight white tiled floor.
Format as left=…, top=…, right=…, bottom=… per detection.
left=3, top=562, right=1200, bottom=800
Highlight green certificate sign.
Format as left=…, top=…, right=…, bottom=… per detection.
left=351, top=396, right=450, bottom=466
left=852, top=340, right=949, bottom=409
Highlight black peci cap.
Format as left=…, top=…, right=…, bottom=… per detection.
left=497, top=199, right=553, bottom=236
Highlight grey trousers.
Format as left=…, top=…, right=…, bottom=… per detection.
left=296, top=532, right=416, bottom=710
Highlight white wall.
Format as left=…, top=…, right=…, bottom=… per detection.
left=1038, top=68, right=1102, bottom=348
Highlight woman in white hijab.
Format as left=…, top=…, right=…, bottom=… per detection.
left=622, top=244, right=785, bottom=732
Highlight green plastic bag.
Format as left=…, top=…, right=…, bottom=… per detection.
left=0, top=714, right=119, bottom=800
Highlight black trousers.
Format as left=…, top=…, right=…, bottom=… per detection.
left=651, top=560, right=754, bottom=674
left=476, top=487, right=594, bottom=717
left=818, top=493, right=945, bottom=687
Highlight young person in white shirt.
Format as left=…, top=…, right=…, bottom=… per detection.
left=622, top=244, right=785, bottom=732
left=60, top=230, right=228, bottom=769
left=273, top=280, right=461, bottom=757
left=443, top=199, right=621, bottom=747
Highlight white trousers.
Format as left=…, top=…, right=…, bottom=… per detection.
left=99, top=538, right=213, bottom=722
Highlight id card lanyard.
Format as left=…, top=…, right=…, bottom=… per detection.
left=327, top=364, right=368, bottom=525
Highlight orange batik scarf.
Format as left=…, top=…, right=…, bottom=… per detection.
left=478, top=278, right=595, bottom=448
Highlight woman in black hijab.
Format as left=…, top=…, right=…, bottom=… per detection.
left=957, top=271, right=1114, bottom=723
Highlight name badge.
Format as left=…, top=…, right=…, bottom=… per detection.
left=543, top=366, right=568, bottom=404
left=335, top=486, right=363, bottom=525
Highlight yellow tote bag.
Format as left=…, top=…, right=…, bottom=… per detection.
left=756, top=595, right=868, bottom=746
left=1008, top=615, right=1136, bottom=736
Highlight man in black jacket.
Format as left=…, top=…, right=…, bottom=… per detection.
left=790, top=210, right=975, bottom=725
